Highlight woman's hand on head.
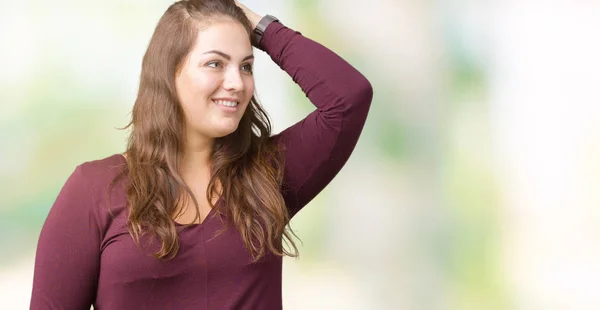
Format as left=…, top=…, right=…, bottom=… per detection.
left=233, top=0, right=263, bottom=29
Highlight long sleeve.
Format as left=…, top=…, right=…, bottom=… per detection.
left=259, top=22, right=373, bottom=217
left=30, top=165, right=100, bottom=309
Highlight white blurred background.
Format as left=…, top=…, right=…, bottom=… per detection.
left=1, top=0, right=599, bottom=309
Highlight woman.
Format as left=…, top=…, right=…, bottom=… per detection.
left=30, top=0, right=372, bottom=309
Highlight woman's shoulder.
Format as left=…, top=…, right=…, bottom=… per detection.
left=76, top=153, right=129, bottom=223
left=50, top=154, right=129, bottom=233
left=75, top=153, right=128, bottom=197
left=78, top=153, right=127, bottom=181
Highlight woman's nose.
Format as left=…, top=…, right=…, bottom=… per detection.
left=222, top=68, right=244, bottom=91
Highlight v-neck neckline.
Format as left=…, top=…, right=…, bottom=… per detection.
left=174, top=197, right=222, bottom=228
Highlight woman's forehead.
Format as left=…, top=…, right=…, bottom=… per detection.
left=190, top=20, right=252, bottom=59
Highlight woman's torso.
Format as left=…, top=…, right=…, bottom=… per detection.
left=89, top=154, right=284, bottom=310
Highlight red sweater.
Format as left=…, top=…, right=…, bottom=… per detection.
left=31, top=21, right=372, bottom=310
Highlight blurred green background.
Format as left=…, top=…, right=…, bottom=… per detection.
left=2, top=0, right=600, bottom=309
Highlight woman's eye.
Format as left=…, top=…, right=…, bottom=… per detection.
left=206, top=61, right=222, bottom=68
left=241, top=63, right=253, bottom=73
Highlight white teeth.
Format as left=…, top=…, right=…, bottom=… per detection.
left=214, top=100, right=238, bottom=107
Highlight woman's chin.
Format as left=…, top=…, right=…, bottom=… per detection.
left=211, top=124, right=240, bottom=138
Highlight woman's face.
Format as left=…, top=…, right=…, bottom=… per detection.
left=175, top=19, right=255, bottom=141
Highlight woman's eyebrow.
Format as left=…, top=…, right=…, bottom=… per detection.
left=202, top=50, right=254, bottom=61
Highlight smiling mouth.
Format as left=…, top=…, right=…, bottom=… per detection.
left=213, top=99, right=239, bottom=107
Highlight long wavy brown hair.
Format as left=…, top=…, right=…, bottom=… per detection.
left=109, top=0, right=298, bottom=261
